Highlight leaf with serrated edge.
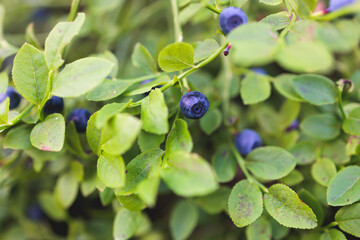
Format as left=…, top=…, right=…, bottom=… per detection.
left=264, top=184, right=317, bottom=229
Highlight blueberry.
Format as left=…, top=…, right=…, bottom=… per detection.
left=0, top=87, right=21, bottom=110
left=219, top=7, right=248, bottom=35
left=327, top=0, right=354, bottom=12
left=286, top=119, right=299, bottom=132
left=0, top=54, right=15, bottom=72
left=234, top=129, right=262, bottom=156
left=31, top=8, right=50, bottom=22
left=43, top=96, right=64, bottom=115
left=180, top=91, right=209, bottom=119
left=141, top=79, right=153, bottom=85
left=68, top=108, right=91, bottom=133
left=251, top=68, right=267, bottom=75
left=27, top=204, right=43, bottom=221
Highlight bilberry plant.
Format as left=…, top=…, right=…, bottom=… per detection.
left=68, top=108, right=91, bottom=133
left=218, top=7, right=248, bottom=35
left=43, top=96, right=64, bottom=114
left=234, top=129, right=262, bottom=156
left=0, top=87, right=21, bottom=109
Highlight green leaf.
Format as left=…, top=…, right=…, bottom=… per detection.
left=260, top=11, right=291, bottom=30
left=136, top=174, right=160, bottom=207
left=277, top=42, right=333, bottom=73
left=245, top=146, right=296, bottom=180
left=4, top=125, right=32, bottom=150
left=97, top=154, right=126, bottom=189
left=279, top=100, right=301, bottom=129
left=246, top=217, right=271, bottom=240
left=269, top=217, right=290, bottom=240
left=335, top=202, right=360, bottom=237
left=343, top=107, right=360, bottom=136
left=39, top=191, right=67, bottom=221
left=161, top=151, right=218, bottom=197
left=311, top=158, right=337, bottom=187
left=298, top=189, right=325, bottom=226
left=99, top=187, right=115, bottom=206
left=316, top=20, right=360, bottom=54
left=292, top=74, right=337, bottom=105
left=101, top=113, right=142, bottom=155
left=199, top=108, right=222, bottom=135
left=228, top=180, right=263, bottom=228
left=322, top=139, right=350, bottom=165
left=137, top=131, right=165, bottom=152
left=0, top=71, right=8, bottom=93
left=44, top=13, right=85, bottom=69
left=194, top=39, right=219, bottom=63
left=158, top=42, right=194, bottom=72
left=241, top=72, right=271, bottom=105
left=86, top=79, right=132, bottom=101
left=179, top=3, right=203, bottom=25
left=300, top=113, right=340, bottom=141
left=113, top=208, right=142, bottom=240
left=274, top=74, right=304, bottom=102
left=65, top=122, right=85, bottom=157
left=117, top=194, right=146, bottom=211
left=327, top=166, right=360, bottom=206
left=52, top=57, right=114, bottom=97
left=320, top=229, right=347, bottom=240
left=289, top=141, right=316, bottom=165
left=54, top=172, right=78, bottom=209
left=119, top=149, right=164, bottom=194
left=165, top=119, right=193, bottom=154
left=260, top=0, right=282, bottom=5
left=86, top=112, right=102, bottom=155
left=141, top=88, right=169, bottom=135
left=170, top=201, right=199, bottom=240
left=232, top=0, right=248, bottom=8
left=264, top=184, right=317, bottom=229
left=12, top=43, right=48, bottom=105
left=228, top=23, right=279, bottom=66
left=0, top=97, right=9, bottom=124
left=280, top=169, right=304, bottom=186
left=284, top=0, right=318, bottom=18
left=95, top=102, right=128, bottom=129
left=131, top=43, right=157, bottom=74
left=195, top=187, right=231, bottom=215
left=212, top=145, right=237, bottom=183
left=30, top=113, right=65, bottom=152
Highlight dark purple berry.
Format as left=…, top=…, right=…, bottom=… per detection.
left=234, top=129, right=262, bottom=156
left=180, top=91, right=209, bottom=119
left=68, top=108, right=91, bottom=133
left=43, top=96, right=64, bottom=115
left=219, top=7, right=248, bottom=35
left=0, top=87, right=21, bottom=110
left=286, top=119, right=299, bottom=132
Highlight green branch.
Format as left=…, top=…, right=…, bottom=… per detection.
left=231, top=144, right=269, bottom=193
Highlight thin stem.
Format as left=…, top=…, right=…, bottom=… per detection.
left=222, top=46, right=232, bottom=125
left=322, top=221, right=338, bottom=230
left=204, top=2, right=221, bottom=14
left=68, top=0, right=81, bottom=21
left=311, top=6, right=359, bottom=21
left=231, top=144, right=269, bottom=193
left=279, top=12, right=296, bottom=43
left=170, top=0, right=183, bottom=42
left=11, top=104, right=35, bottom=125
left=338, top=90, right=347, bottom=119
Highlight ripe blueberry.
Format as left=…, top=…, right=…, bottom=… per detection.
left=68, top=108, right=91, bottom=133
left=327, top=0, right=354, bottom=12
left=286, top=119, right=299, bottom=132
left=219, top=7, right=248, bottom=35
left=27, top=204, right=43, bottom=221
left=234, top=129, right=262, bottom=156
left=43, top=96, right=64, bottom=115
left=251, top=68, right=267, bottom=75
left=180, top=91, right=209, bottom=119
left=0, top=87, right=21, bottom=110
